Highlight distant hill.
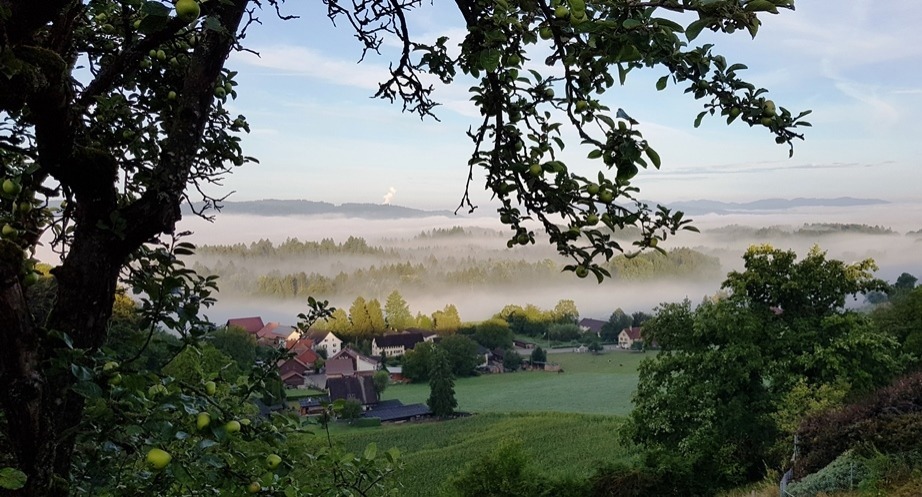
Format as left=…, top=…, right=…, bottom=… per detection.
left=186, top=197, right=889, bottom=219
left=661, top=197, right=888, bottom=215
left=186, top=199, right=454, bottom=219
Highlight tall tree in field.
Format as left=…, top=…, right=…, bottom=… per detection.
left=348, top=296, right=374, bottom=338
left=385, top=290, right=415, bottom=330
left=427, top=348, right=458, bottom=418
left=366, top=298, right=387, bottom=335
left=553, top=299, right=580, bottom=323
left=433, top=304, right=462, bottom=333
left=0, top=0, right=806, bottom=494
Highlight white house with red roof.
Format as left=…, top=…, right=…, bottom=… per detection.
left=618, top=327, right=644, bottom=349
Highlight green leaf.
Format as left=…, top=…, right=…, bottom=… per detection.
left=655, top=75, right=668, bottom=91
left=746, top=20, right=760, bottom=38
left=694, top=111, right=706, bottom=128
left=141, top=1, right=170, bottom=17
left=480, top=50, right=501, bottom=73
left=617, top=64, right=628, bottom=85
left=587, top=149, right=603, bottom=159
left=363, top=442, right=378, bottom=460
left=645, top=147, right=661, bottom=169
left=686, top=19, right=707, bottom=41
left=385, top=447, right=401, bottom=463
left=0, top=467, right=27, bottom=490
left=622, top=19, right=642, bottom=29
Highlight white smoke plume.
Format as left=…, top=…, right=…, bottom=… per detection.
left=382, top=186, right=396, bottom=205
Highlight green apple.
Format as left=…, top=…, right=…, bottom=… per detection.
left=146, top=448, right=172, bottom=469
left=204, top=380, right=216, bottom=396
left=148, top=384, right=168, bottom=397
left=108, top=373, right=122, bottom=386
left=529, top=164, right=544, bottom=177
left=175, top=0, right=201, bottom=23
left=225, top=420, right=241, bottom=433
left=575, top=266, right=589, bottom=278
left=574, top=100, right=589, bottom=112
left=586, top=183, right=600, bottom=195
left=23, top=272, right=40, bottom=287
left=539, top=26, right=553, bottom=40
left=156, top=49, right=166, bottom=61
left=3, top=179, right=21, bottom=195
left=247, top=482, right=261, bottom=493
left=762, top=99, right=777, bottom=117
left=214, top=86, right=226, bottom=98
left=586, top=213, right=599, bottom=226
left=554, top=5, right=569, bottom=18
left=599, top=189, right=613, bottom=203
left=103, top=361, right=119, bottom=372
left=506, top=54, right=521, bottom=66
left=266, top=454, right=282, bottom=469
left=196, top=412, right=211, bottom=430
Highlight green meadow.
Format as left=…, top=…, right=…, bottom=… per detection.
left=380, top=350, right=650, bottom=416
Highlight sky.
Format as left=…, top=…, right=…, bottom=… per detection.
left=210, top=0, right=922, bottom=211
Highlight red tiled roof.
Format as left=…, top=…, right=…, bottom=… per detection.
left=226, top=316, right=265, bottom=334
left=621, top=327, right=643, bottom=340
left=295, top=348, right=319, bottom=366
left=325, top=358, right=355, bottom=376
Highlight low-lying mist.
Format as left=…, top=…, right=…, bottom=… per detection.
left=174, top=201, right=922, bottom=325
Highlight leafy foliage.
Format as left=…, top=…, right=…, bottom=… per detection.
left=625, top=245, right=903, bottom=492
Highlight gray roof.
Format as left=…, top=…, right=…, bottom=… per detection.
left=362, top=400, right=430, bottom=422
left=374, top=332, right=429, bottom=350
left=326, top=375, right=378, bottom=405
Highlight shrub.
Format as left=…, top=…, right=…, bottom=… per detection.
left=796, top=371, right=922, bottom=477
left=786, top=451, right=869, bottom=497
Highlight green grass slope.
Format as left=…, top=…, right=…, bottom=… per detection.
left=334, top=412, right=633, bottom=497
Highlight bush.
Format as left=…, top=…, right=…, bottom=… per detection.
left=787, top=451, right=868, bottom=497
left=796, top=371, right=922, bottom=477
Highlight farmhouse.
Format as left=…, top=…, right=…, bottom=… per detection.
left=618, top=327, right=643, bottom=349
left=326, top=348, right=379, bottom=377
left=255, top=322, right=299, bottom=347
left=304, top=330, right=343, bottom=356
left=277, top=348, right=320, bottom=387
left=326, top=375, right=378, bottom=406
left=226, top=316, right=265, bottom=334
left=578, top=318, right=607, bottom=337
left=371, top=331, right=436, bottom=357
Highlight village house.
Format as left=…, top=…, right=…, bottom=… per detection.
left=325, top=375, right=379, bottom=407
left=578, top=318, right=607, bottom=337
left=255, top=322, right=300, bottom=347
left=371, top=331, right=436, bottom=357
left=618, top=326, right=644, bottom=349
left=325, top=348, right=379, bottom=377
left=225, top=316, right=265, bottom=334
left=277, top=347, right=320, bottom=387
left=305, top=330, right=343, bottom=356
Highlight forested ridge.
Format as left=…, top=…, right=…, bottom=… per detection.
left=189, top=228, right=722, bottom=299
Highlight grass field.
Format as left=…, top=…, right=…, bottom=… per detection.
left=331, top=412, right=635, bottom=497
left=381, top=349, right=650, bottom=416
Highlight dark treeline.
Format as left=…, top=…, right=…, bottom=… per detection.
left=709, top=222, right=901, bottom=239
